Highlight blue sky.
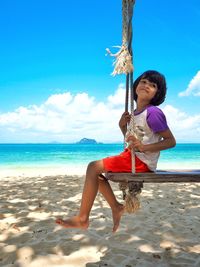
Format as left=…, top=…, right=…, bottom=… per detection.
left=0, top=0, right=200, bottom=143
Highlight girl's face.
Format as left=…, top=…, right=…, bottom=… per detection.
left=136, top=78, right=158, bottom=103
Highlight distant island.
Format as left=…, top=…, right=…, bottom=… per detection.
left=76, top=138, right=101, bottom=144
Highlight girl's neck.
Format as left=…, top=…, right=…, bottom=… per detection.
left=136, top=100, right=151, bottom=113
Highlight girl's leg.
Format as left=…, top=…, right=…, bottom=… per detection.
left=56, top=160, right=105, bottom=229
left=56, top=160, right=124, bottom=232
left=98, top=176, right=124, bottom=232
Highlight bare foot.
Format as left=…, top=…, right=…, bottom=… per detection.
left=55, top=216, right=89, bottom=230
left=112, top=204, right=125, bottom=233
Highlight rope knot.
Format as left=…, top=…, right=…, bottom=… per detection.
left=106, top=44, right=133, bottom=76
left=106, top=0, right=135, bottom=76
left=119, top=181, right=143, bottom=213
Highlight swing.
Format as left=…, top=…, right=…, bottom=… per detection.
left=105, top=0, right=200, bottom=213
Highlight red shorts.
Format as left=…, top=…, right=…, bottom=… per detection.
left=103, top=149, right=150, bottom=173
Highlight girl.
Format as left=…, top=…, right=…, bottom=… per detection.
left=56, top=70, right=176, bottom=232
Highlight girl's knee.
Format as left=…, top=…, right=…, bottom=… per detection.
left=87, top=160, right=99, bottom=170
left=87, top=160, right=104, bottom=174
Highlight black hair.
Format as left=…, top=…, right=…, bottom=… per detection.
left=133, top=70, right=167, bottom=106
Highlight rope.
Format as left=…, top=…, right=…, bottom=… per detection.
left=107, top=0, right=145, bottom=213
left=105, top=0, right=144, bottom=213
left=123, top=0, right=136, bottom=173
left=106, top=0, right=135, bottom=76
left=119, top=181, right=143, bottom=213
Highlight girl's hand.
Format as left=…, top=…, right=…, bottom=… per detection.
left=127, top=135, right=145, bottom=152
left=119, top=112, right=131, bottom=128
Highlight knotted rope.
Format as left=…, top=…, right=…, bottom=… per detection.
left=106, top=0, right=135, bottom=76
left=107, top=0, right=143, bottom=213
left=119, top=181, right=143, bottom=213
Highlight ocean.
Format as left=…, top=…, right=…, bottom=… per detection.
left=0, top=143, right=200, bottom=176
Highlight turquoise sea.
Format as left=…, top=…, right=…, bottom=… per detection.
left=0, top=143, right=200, bottom=175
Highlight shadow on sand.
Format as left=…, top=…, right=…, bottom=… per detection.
left=0, top=175, right=200, bottom=266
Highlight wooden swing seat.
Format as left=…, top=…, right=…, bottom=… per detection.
left=106, top=170, right=200, bottom=183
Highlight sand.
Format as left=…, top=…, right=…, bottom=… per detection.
left=0, top=173, right=200, bottom=267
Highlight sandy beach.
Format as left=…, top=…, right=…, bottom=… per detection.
left=1, top=173, right=200, bottom=267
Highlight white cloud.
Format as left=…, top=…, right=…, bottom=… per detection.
left=179, top=71, right=200, bottom=97
left=107, top=83, right=126, bottom=107
left=0, top=85, right=200, bottom=143
left=45, top=92, right=73, bottom=110
left=162, top=105, right=200, bottom=141
left=0, top=85, right=126, bottom=143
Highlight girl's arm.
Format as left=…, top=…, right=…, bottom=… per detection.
left=127, top=129, right=176, bottom=152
